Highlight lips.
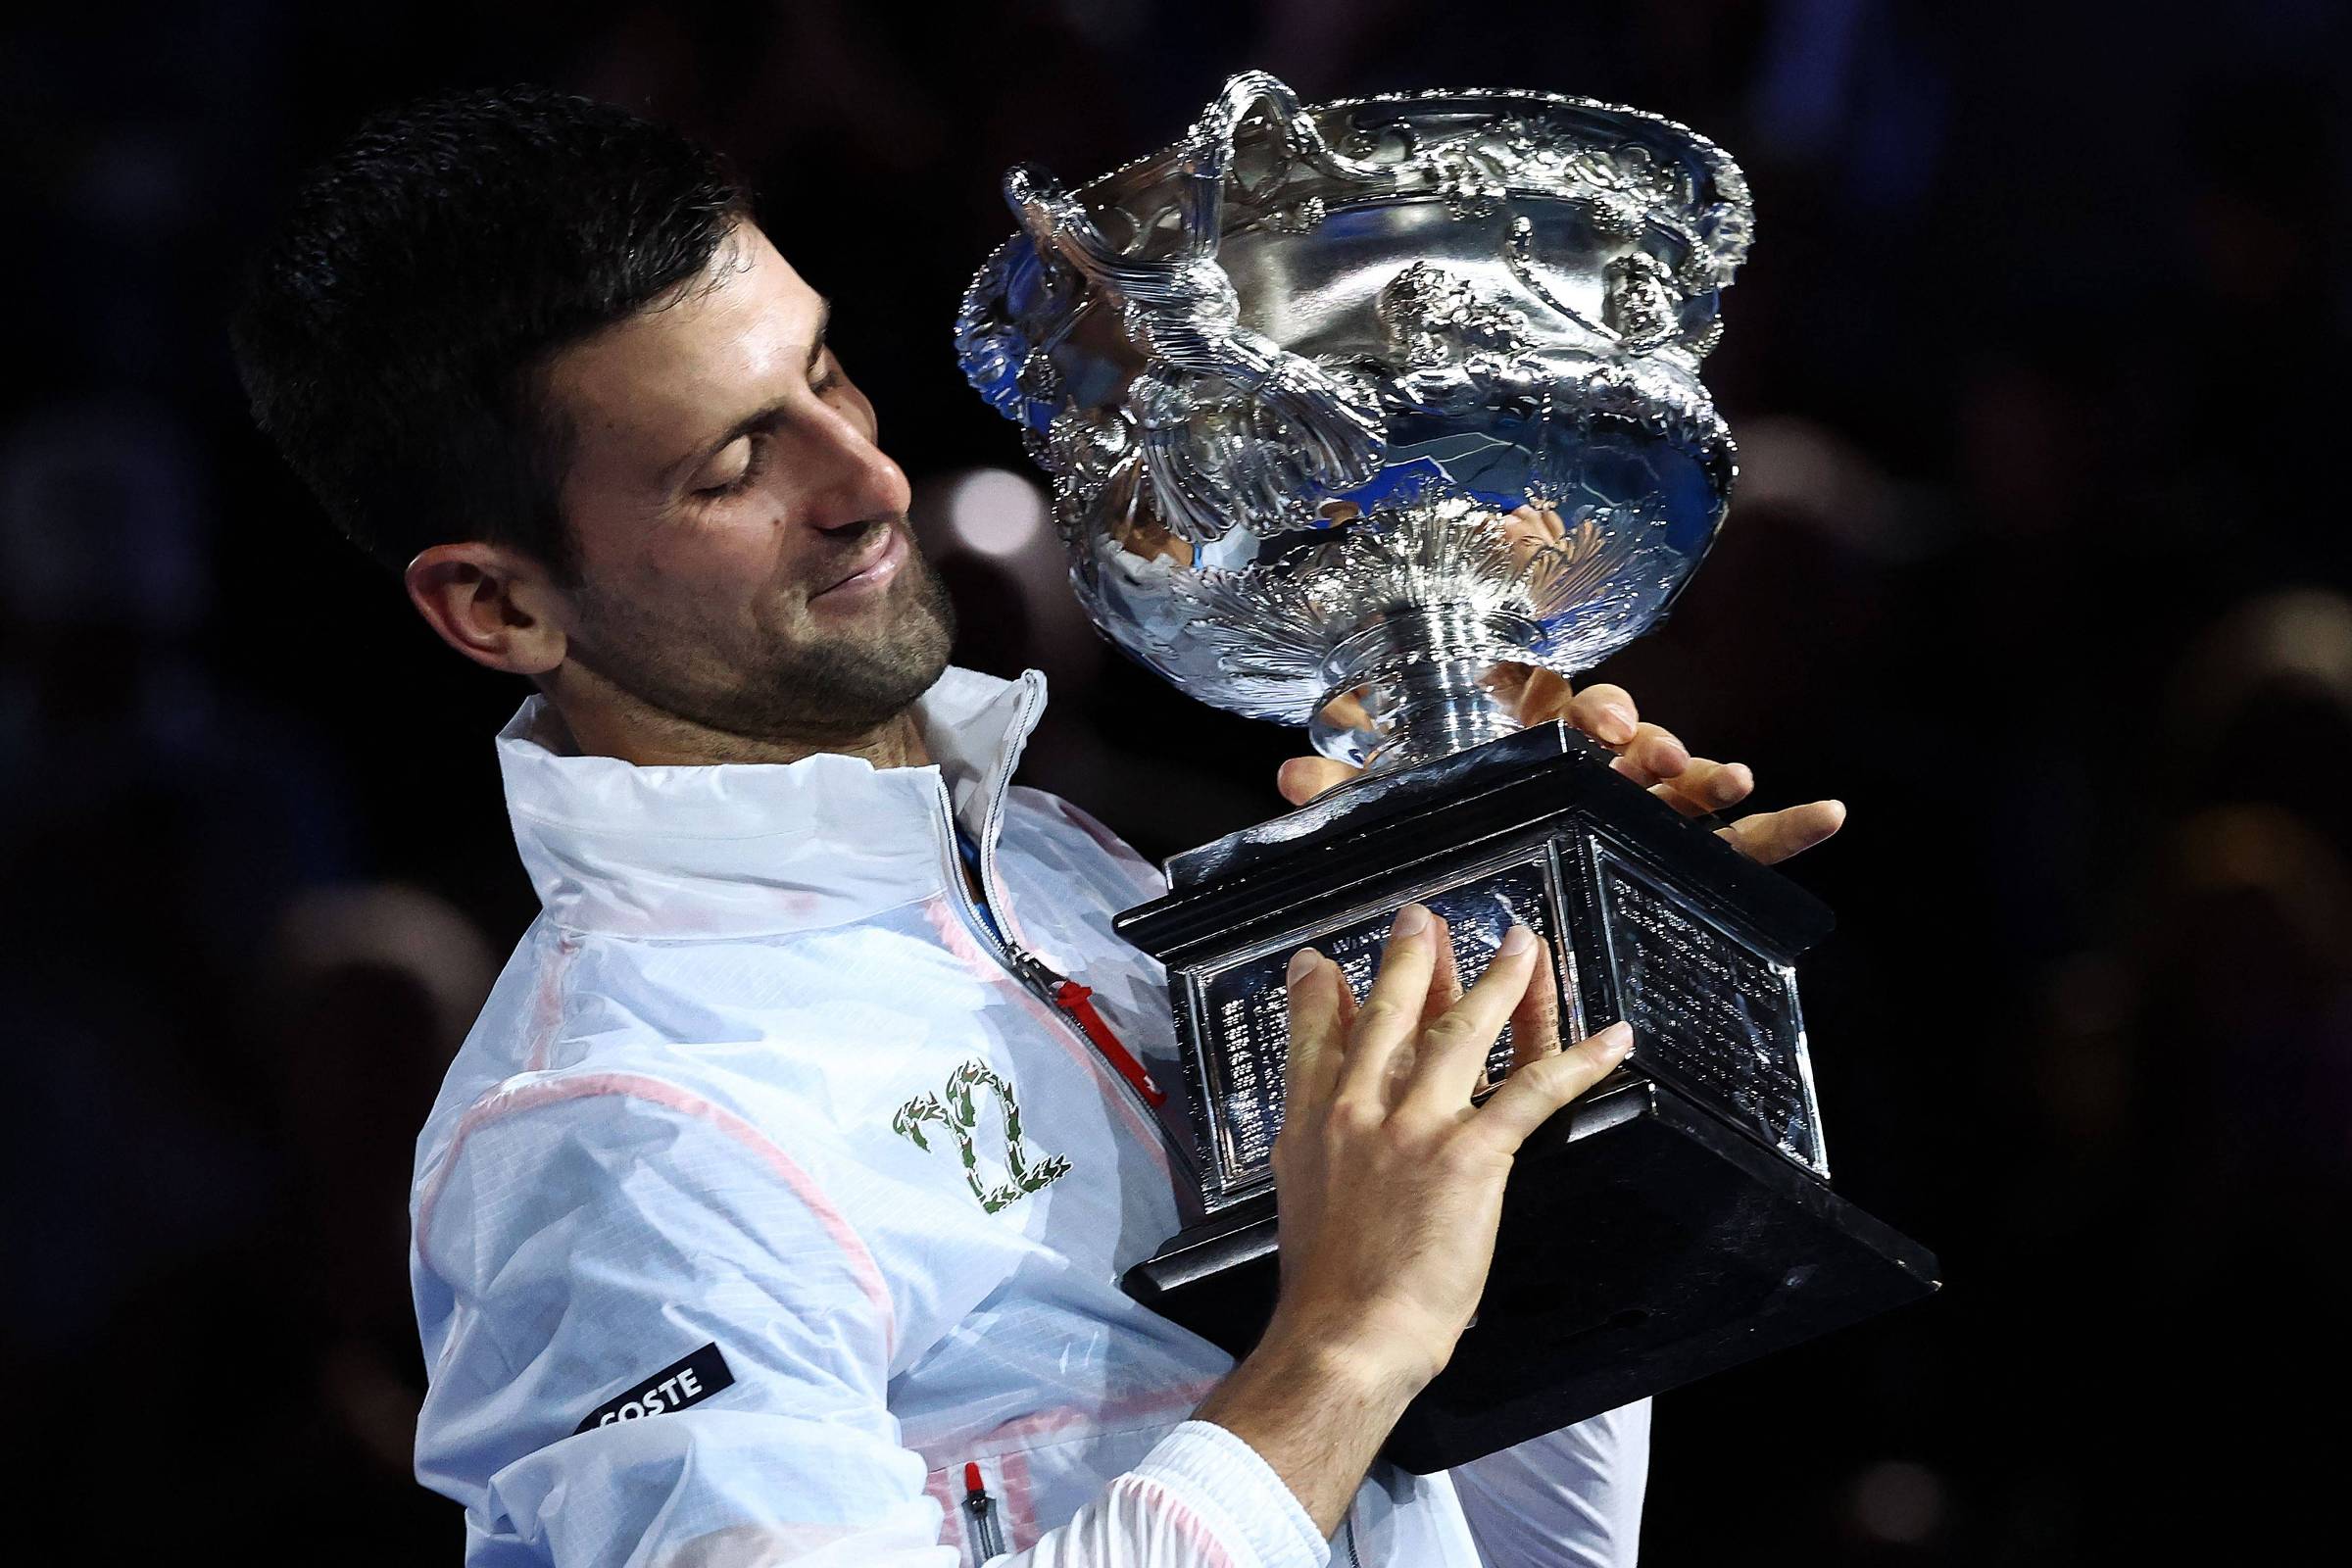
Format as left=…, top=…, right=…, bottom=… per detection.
left=811, top=523, right=907, bottom=601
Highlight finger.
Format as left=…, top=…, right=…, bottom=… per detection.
left=1420, top=912, right=1463, bottom=1032
left=1400, top=923, right=1545, bottom=1113
left=1473, top=1021, right=1635, bottom=1152
left=1608, top=722, right=1691, bottom=786
left=1566, top=681, right=1639, bottom=746
left=1282, top=949, right=1349, bottom=1113
left=1717, top=800, right=1846, bottom=865
left=1335, top=904, right=1440, bottom=1103
left=1487, top=661, right=1534, bottom=714
left=1504, top=934, right=1563, bottom=1076
left=1649, top=757, right=1754, bottom=817
left=1514, top=666, right=1578, bottom=728
left=1278, top=755, right=1357, bottom=806
left=1332, top=958, right=1359, bottom=1036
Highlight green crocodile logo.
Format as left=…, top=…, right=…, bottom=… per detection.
left=892, top=1059, right=1072, bottom=1213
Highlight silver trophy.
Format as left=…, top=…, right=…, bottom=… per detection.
left=958, top=72, right=1936, bottom=1471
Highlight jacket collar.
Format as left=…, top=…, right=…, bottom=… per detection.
left=497, top=666, right=1047, bottom=939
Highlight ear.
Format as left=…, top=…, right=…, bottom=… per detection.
left=404, top=541, right=570, bottom=676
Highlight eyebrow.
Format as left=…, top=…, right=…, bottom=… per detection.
left=666, top=297, right=834, bottom=485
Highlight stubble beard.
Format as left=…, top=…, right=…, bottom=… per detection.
left=567, top=523, right=958, bottom=749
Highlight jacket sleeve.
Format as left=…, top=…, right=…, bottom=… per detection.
left=1446, top=1399, right=1651, bottom=1568
left=411, top=1075, right=1328, bottom=1568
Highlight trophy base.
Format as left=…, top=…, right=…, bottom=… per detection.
left=1123, top=1071, right=1938, bottom=1473
left=1113, top=720, right=1940, bottom=1472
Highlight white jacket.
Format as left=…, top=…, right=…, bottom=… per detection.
left=410, top=667, right=1649, bottom=1568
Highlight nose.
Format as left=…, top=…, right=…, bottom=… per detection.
left=795, top=401, right=911, bottom=530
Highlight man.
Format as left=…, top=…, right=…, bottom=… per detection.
left=234, top=87, right=1842, bottom=1567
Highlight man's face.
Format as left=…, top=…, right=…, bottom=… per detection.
left=541, top=222, right=952, bottom=746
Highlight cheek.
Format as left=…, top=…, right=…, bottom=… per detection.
left=615, top=519, right=789, bottom=620
left=711, top=514, right=807, bottom=628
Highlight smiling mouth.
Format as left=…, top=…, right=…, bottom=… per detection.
left=811, top=522, right=908, bottom=602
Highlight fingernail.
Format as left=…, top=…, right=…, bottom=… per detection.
left=1597, top=704, right=1636, bottom=742
left=1596, top=1021, right=1635, bottom=1062
left=1497, top=923, right=1534, bottom=956
left=1287, top=948, right=1320, bottom=983
left=1653, top=738, right=1690, bottom=772
left=1394, top=904, right=1431, bottom=937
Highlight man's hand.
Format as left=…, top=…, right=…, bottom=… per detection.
left=1195, top=905, right=1631, bottom=1532
left=1277, top=666, right=1845, bottom=867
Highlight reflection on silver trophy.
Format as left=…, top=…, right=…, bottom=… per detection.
left=959, top=71, right=1936, bottom=1470
left=959, top=70, right=1741, bottom=768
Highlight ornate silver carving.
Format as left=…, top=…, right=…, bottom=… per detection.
left=956, top=73, right=1752, bottom=767
left=1376, top=265, right=1538, bottom=371
left=999, top=73, right=1388, bottom=546
left=1264, top=196, right=1327, bottom=235
left=1603, top=251, right=1699, bottom=359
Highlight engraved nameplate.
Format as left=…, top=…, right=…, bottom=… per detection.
left=1185, top=847, right=1577, bottom=1202
left=1592, top=844, right=1827, bottom=1174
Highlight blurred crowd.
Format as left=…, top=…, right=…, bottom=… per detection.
left=4, top=2, right=2345, bottom=1560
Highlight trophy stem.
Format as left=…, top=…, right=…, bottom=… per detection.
left=1363, top=658, right=1521, bottom=772
left=1314, top=605, right=1530, bottom=773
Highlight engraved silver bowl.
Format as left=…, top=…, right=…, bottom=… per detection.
left=957, top=72, right=1750, bottom=767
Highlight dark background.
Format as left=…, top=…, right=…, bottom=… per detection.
left=6, top=1, right=2348, bottom=1560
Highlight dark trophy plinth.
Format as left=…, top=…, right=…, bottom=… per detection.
left=1114, top=723, right=1937, bottom=1471
left=956, top=72, right=1942, bottom=1474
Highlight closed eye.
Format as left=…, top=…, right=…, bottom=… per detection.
left=811, top=350, right=846, bottom=399
left=684, top=353, right=851, bottom=502
left=694, top=429, right=774, bottom=500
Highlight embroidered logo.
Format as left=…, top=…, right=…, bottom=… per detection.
left=893, top=1058, right=1071, bottom=1213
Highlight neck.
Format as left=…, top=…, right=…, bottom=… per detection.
left=540, top=669, right=933, bottom=771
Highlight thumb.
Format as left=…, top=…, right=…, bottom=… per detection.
left=1277, top=756, right=1358, bottom=806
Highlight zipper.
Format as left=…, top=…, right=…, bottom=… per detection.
left=938, top=775, right=1177, bottom=1137
left=963, top=1461, right=1009, bottom=1561
left=934, top=676, right=1186, bottom=1160
left=1011, top=949, right=1166, bottom=1109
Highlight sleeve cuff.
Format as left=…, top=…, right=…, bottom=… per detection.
left=1132, top=1419, right=1331, bottom=1568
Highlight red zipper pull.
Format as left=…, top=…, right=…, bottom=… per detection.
left=1053, top=980, right=1167, bottom=1108
left=963, top=1461, right=1007, bottom=1559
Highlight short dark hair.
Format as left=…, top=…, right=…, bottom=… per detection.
left=231, top=86, right=751, bottom=576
